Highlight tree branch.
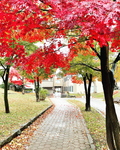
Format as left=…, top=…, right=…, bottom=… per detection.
left=39, top=0, right=53, bottom=8
left=0, top=62, right=6, bottom=70
left=113, top=52, right=120, bottom=64
left=111, top=52, right=120, bottom=73
left=71, top=63, right=101, bottom=72
left=86, top=72, right=92, bottom=81
left=90, top=47, right=101, bottom=59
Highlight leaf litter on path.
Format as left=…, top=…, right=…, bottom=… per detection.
left=0, top=105, right=55, bottom=150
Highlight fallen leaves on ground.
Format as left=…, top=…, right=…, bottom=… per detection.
left=1, top=105, right=55, bottom=150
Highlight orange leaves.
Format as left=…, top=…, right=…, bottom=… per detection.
left=22, top=28, right=53, bottom=42
left=68, top=40, right=96, bottom=58
left=0, top=0, right=55, bottom=44
left=71, top=76, right=83, bottom=84
left=1, top=105, right=55, bottom=150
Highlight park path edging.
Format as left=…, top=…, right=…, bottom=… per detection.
left=69, top=101, right=96, bottom=150
left=0, top=105, right=53, bottom=148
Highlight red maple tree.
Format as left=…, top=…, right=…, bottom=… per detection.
left=40, top=0, right=120, bottom=149
left=0, top=0, right=60, bottom=113
left=0, top=0, right=120, bottom=148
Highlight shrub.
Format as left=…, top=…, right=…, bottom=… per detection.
left=39, top=88, right=49, bottom=100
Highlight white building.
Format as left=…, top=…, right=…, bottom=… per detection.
left=41, top=75, right=103, bottom=95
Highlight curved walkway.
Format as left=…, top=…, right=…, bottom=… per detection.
left=27, top=98, right=95, bottom=150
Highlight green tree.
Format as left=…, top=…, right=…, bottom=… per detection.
left=70, top=51, right=100, bottom=111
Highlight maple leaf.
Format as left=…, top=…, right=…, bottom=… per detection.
left=71, top=76, right=83, bottom=84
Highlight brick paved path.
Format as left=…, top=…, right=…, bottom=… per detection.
left=27, top=98, right=95, bottom=150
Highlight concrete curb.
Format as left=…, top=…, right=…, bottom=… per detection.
left=0, top=105, right=53, bottom=148
left=77, top=108, right=96, bottom=150
left=68, top=101, right=96, bottom=149
left=96, top=108, right=105, bottom=118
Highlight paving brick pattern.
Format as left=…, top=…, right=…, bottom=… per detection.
left=27, top=98, right=95, bottom=150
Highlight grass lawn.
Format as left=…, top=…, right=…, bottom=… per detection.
left=0, top=88, right=52, bottom=141
left=68, top=99, right=107, bottom=150
left=92, top=90, right=120, bottom=100
left=92, top=92, right=104, bottom=99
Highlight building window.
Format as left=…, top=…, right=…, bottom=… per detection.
left=64, top=86, right=73, bottom=92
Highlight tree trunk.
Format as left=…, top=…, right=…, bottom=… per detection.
left=83, top=75, right=87, bottom=101
left=101, top=46, right=120, bottom=150
left=86, top=73, right=92, bottom=111
left=34, top=77, right=40, bottom=102
left=21, top=77, right=25, bottom=94
left=83, top=74, right=92, bottom=111
left=3, top=66, right=10, bottom=113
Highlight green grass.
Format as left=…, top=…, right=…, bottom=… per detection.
left=113, top=90, right=120, bottom=98
left=69, top=93, right=84, bottom=98
left=0, top=88, right=52, bottom=141
left=92, top=92, right=104, bottom=99
left=92, top=90, right=120, bottom=100
left=68, top=100, right=107, bottom=150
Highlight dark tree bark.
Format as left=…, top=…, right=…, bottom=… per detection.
left=34, top=76, right=40, bottom=102
left=100, top=46, right=120, bottom=150
left=1, top=65, right=10, bottom=113
left=83, top=73, right=92, bottom=111
left=86, top=73, right=92, bottom=111
left=83, top=75, right=87, bottom=103
left=21, top=77, right=25, bottom=95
